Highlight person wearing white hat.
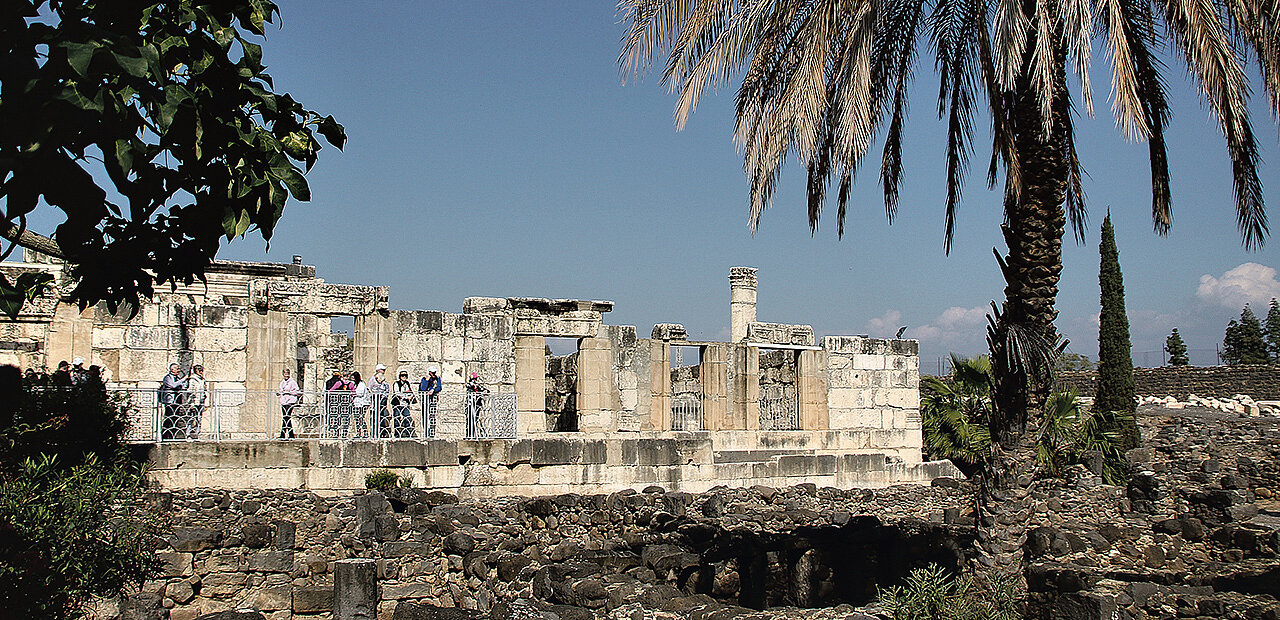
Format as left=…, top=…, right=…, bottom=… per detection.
left=418, top=366, right=442, bottom=438
left=70, top=357, right=88, bottom=385
left=369, top=364, right=391, bottom=438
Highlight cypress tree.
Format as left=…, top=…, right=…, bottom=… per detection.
left=1094, top=214, right=1138, bottom=449
left=1266, top=298, right=1280, bottom=363
left=1223, top=305, right=1269, bottom=364
left=1165, top=329, right=1189, bottom=366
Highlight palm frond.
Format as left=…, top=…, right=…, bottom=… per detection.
left=1162, top=0, right=1269, bottom=248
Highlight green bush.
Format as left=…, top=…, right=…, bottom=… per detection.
left=364, top=469, right=399, bottom=491
left=923, top=356, right=1131, bottom=484
left=876, top=564, right=1020, bottom=620
left=398, top=473, right=416, bottom=489
left=0, top=367, right=159, bottom=619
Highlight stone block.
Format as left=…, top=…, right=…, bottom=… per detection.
left=292, top=586, right=334, bottom=613
left=382, top=581, right=435, bottom=600
left=398, top=310, right=447, bottom=333
left=199, top=305, right=249, bottom=329
left=442, top=337, right=464, bottom=360
left=255, top=584, right=292, bottom=611
left=423, top=440, right=459, bottom=465
left=170, top=527, right=221, bottom=553
left=335, top=558, right=379, bottom=620
left=188, top=327, right=246, bottom=353
left=396, top=333, right=442, bottom=362
left=93, top=326, right=125, bottom=349
left=636, top=440, right=678, bottom=466
left=125, top=326, right=180, bottom=350
left=193, top=351, right=247, bottom=383
left=582, top=440, right=607, bottom=465
left=116, top=348, right=177, bottom=382
left=201, top=571, right=249, bottom=598
left=273, top=520, right=296, bottom=550
left=384, top=441, right=426, bottom=466
left=531, top=439, right=584, bottom=466
left=249, top=550, right=295, bottom=573
left=848, top=354, right=885, bottom=370
left=841, top=453, right=887, bottom=472
left=154, top=552, right=193, bottom=578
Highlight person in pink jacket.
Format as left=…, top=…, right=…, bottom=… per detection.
left=278, top=367, right=302, bottom=439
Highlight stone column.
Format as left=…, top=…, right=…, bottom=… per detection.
left=576, top=336, right=614, bottom=433
left=334, top=558, right=378, bottom=620
left=45, top=302, right=93, bottom=370
left=648, top=339, right=670, bottom=431
left=797, top=349, right=829, bottom=430
left=700, top=344, right=730, bottom=430
left=247, top=309, right=287, bottom=389
left=732, top=343, right=759, bottom=430
left=353, top=313, right=395, bottom=373
left=247, top=309, right=288, bottom=437
left=729, top=267, right=758, bottom=343
left=514, top=335, right=547, bottom=434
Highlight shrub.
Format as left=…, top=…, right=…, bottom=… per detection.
left=0, top=366, right=159, bottom=619
left=876, top=564, right=1019, bottom=620
left=364, top=469, right=399, bottom=491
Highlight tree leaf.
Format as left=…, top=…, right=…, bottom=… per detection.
left=273, top=164, right=309, bottom=201
left=62, top=41, right=96, bottom=77
left=317, top=115, right=346, bottom=149
left=0, top=274, right=24, bottom=320
left=111, top=50, right=148, bottom=78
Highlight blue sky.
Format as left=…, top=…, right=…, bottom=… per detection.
left=29, top=2, right=1280, bottom=369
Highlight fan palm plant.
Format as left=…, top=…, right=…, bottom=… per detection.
left=921, top=355, right=994, bottom=475
left=1036, top=385, right=1131, bottom=484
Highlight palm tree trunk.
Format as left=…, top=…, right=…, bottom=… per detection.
left=976, top=30, right=1070, bottom=601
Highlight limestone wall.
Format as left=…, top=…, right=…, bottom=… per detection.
left=3, top=258, right=930, bottom=488
left=822, top=336, right=921, bottom=461
left=391, top=310, right=516, bottom=392
left=142, top=435, right=958, bottom=495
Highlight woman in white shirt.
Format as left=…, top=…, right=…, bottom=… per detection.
left=351, top=370, right=369, bottom=438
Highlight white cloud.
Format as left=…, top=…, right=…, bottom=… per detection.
left=1196, top=263, right=1280, bottom=309
left=904, top=305, right=990, bottom=355
left=864, top=309, right=903, bottom=337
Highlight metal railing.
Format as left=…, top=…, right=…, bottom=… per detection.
left=111, top=387, right=517, bottom=442
left=671, top=392, right=702, bottom=431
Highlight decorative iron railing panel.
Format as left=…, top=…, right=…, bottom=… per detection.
left=671, top=393, right=702, bottom=431
left=109, top=387, right=516, bottom=442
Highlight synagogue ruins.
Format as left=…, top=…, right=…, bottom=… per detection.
left=0, top=252, right=957, bottom=493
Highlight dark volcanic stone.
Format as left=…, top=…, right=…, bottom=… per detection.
left=170, top=527, right=221, bottom=552
left=195, top=612, right=266, bottom=620
left=242, top=523, right=271, bottom=549
left=375, top=513, right=401, bottom=541
left=392, top=601, right=485, bottom=619
left=497, top=553, right=532, bottom=581
left=443, top=531, right=476, bottom=555
left=119, top=593, right=165, bottom=620
left=524, top=498, right=555, bottom=516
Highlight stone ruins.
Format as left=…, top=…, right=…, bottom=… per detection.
left=0, top=252, right=957, bottom=493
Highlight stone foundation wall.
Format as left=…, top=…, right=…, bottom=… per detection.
left=140, top=435, right=959, bottom=495
left=102, top=482, right=972, bottom=620
left=1058, top=365, right=1280, bottom=400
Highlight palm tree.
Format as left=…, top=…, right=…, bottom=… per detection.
left=621, top=0, right=1276, bottom=596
